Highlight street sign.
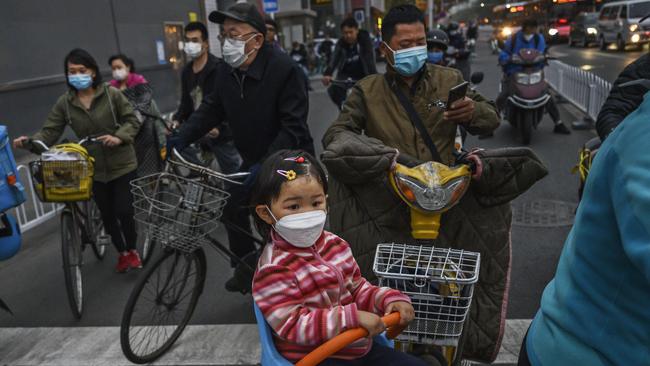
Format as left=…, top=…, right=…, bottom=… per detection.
left=263, top=0, right=278, bottom=13
left=354, top=9, right=365, bottom=24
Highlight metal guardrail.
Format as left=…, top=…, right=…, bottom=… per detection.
left=545, top=60, right=612, bottom=121
left=11, top=164, right=61, bottom=232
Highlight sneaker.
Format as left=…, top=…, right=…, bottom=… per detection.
left=116, top=254, right=130, bottom=273
left=554, top=122, right=571, bottom=135
left=127, top=250, right=143, bottom=269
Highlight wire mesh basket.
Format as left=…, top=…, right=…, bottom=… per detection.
left=29, top=159, right=93, bottom=202
left=131, top=172, right=230, bottom=253
left=373, top=243, right=480, bottom=347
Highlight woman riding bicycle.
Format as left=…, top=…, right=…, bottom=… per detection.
left=13, top=48, right=143, bottom=273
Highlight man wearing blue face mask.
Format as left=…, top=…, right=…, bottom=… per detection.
left=426, top=29, right=449, bottom=66
left=323, top=6, right=502, bottom=360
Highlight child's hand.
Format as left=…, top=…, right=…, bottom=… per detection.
left=357, top=311, right=386, bottom=339
left=385, top=301, right=415, bottom=327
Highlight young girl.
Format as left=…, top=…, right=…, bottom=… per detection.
left=251, top=150, right=429, bottom=366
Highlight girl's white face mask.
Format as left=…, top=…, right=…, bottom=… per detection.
left=268, top=208, right=327, bottom=248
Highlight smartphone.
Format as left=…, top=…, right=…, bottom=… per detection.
left=446, top=81, right=469, bottom=109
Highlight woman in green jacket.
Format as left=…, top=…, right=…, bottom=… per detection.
left=13, top=49, right=143, bottom=273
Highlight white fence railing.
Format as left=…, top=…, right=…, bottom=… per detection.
left=11, top=164, right=62, bottom=232
left=545, top=60, right=612, bottom=121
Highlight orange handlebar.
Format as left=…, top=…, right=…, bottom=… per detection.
left=295, top=312, right=405, bottom=366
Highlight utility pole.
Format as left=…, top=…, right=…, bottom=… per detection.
left=428, top=0, right=434, bottom=29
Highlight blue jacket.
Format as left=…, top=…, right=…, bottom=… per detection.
left=499, top=31, right=546, bottom=75
left=527, top=93, right=650, bottom=365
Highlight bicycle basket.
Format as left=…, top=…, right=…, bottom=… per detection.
left=373, top=243, right=480, bottom=347
left=29, top=144, right=94, bottom=202
left=131, top=172, right=230, bottom=253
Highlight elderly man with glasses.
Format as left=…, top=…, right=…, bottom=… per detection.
left=168, top=3, right=315, bottom=294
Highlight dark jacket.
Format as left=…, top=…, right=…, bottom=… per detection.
left=174, top=53, right=232, bottom=142
left=173, top=43, right=314, bottom=168
left=596, top=53, right=650, bottom=140
left=322, top=64, right=548, bottom=362
left=324, top=29, right=377, bottom=78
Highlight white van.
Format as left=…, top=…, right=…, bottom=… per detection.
left=597, top=0, right=650, bottom=50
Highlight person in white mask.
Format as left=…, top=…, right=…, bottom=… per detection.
left=167, top=3, right=315, bottom=294
left=173, top=21, right=242, bottom=176
left=109, top=54, right=147, bottom=91
left=250, top=149, right=424, bottom=366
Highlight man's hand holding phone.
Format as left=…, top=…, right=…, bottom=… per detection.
left=444, top=97, right=475, bottom=124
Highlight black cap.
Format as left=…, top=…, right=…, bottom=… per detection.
left=209, top=3, right=266, bottom=35
left=426, top=29, right=449, bottom=50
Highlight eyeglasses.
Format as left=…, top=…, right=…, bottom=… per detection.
left=217, top=32, right=258, bottom=43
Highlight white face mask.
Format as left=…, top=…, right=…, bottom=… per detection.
left=184, top=42, right=203, bottom=58
left=222, top=35, right=257, bottom=68
left=523, top=34, right=535, bottom=42
left=112, top=68, right=128, bottom=81
left=268, top=208, right=327, bottom=248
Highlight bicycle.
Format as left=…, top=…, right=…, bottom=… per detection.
left=120, top=148, right=262, bottom=364
left=25, top=138, right=110, bottom=319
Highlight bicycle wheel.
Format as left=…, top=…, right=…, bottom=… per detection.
left=61, top=210, right=83, bottom=319
left=88, top=200, right=106, bottom=260
left=120, top=247, right=206, bottom=364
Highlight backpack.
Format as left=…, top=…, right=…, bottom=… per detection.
left=0, top=126, right=26, bottom=213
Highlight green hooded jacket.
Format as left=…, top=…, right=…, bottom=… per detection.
left=32, top=84, right=140, bottom=183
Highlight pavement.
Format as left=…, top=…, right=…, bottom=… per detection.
left=0, top=32, right=618, bottom=365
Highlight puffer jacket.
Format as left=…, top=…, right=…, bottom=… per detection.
left=596, top=53, right=650, bottom=140
left=322, top=64, right=548, bottom=362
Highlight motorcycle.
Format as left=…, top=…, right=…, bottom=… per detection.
left=502, top=48, right=551, bottom=145
left=445, top=46, right=472, bottom=81
left=467, top=38, right=477, bottom=53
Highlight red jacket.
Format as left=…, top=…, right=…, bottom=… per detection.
left=252, top=231, right=411, bottom=362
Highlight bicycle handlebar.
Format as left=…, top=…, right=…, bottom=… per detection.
left=26, top=137, right=98, bottom=153
left=169, top=148, right=250, bottom=185
left=295, top=312, right=404, bottom=366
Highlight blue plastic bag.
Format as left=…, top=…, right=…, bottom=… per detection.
left=0, top=126, right=25, bottom=212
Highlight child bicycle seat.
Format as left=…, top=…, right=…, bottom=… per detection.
left=253, top=303, right=394, bottom=366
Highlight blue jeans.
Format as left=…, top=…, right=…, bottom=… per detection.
left=319, top=344, right=430, bottom=366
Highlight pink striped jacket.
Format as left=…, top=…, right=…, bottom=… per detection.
left=252, top=230, right=411, bottom=362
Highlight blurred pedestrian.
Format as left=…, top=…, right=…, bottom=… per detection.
left=318, top=34, right=334, bottom=68
left=322, top=17, right=377, bottom=108
left=13, top=49, right=142, bottom=273
left=109, top=54, right=147, bottom=90
left=426, top=29, right=449, bottom=65
left=174, top=21, right=242, bottom=174
left=108, top=54, right=166, bottom=177
left=290, top=41, right=312, bottom=90
left=166, top=3, right=315, bottom=293
left=264, top=16, right=283, bottom=52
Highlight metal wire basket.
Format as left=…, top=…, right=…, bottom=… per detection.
left=29, top=159, right=93, bottom=202
left=373, top=243, right=480, bottom=347
left=131, top=172, right=230, bottom=253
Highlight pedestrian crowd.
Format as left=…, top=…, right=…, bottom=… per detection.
left=9, top=2, right=650, bottom=366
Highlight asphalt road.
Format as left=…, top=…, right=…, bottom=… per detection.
left=0, top=39, right=609, bottom=331
left=547, top=42, right=646, bottom=82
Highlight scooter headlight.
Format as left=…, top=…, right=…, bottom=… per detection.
left=391, top=162, right=471, bottom=213
left=529, top=71, right=543, bottom=84
left=515, top=72, right=530, bottom=85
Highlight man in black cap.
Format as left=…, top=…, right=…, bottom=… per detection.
left=168, top=2, right=315, bottom=293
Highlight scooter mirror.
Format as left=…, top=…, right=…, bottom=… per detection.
left=470, top=72, right=484, bottom=85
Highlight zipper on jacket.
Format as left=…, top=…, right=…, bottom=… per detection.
left=234, top=73, right=246, bottom=99
left=311, top=246, right=346, bottom=303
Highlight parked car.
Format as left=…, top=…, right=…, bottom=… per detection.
left=569, top=12, right=600, bottom=47
left=597, top=0, right=650, bottom=51
left=547, top=18, right=571, bottom=43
